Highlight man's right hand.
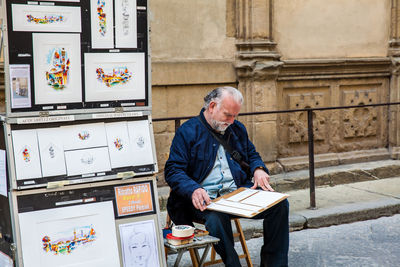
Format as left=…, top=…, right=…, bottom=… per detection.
left=192, top=188, right=211, bottom=211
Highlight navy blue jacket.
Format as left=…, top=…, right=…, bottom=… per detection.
left=165, top=109, right=268, bottom=225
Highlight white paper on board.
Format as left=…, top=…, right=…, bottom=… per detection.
left=127, top=120, right=154, bottom=166
left=11, top=129, right=42, bottom=180
left=115, top=0, right=137, bottom=48
left=37, top=127, right=67, bottom=177
left=33, top=33, right=82, bottom=105
left=105, top=121, right=135, bottom=168
left=18, top=201, right=120, bottom=267
left=90, top=0, right=114, bottom=49
left=119, top=219, right=160, bottom=267
left=0, top=251, right=13, bottom=267
left=0, top=150, right=7, bottom=197
left=84, top=52, right=145, bottom=102
left=64, top=147, right=111, bottom=176
left=9, top=64, right=31, bottom=109
left=62, top=122, right=108, bottom=150
left=12, top=4, right=81, bottom=32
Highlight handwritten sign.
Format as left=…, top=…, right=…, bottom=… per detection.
left=114, top=182, right=153, bottom=216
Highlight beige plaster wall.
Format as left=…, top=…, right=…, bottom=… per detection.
left=274, top=0, right=391, bottom=59
left=149, top=0, right=235, bottom=61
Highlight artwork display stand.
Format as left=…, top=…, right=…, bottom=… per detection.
left=0, top=1, right=167, bottom=266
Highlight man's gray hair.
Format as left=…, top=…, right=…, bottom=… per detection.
left=203, top=86, right=243, bottom=109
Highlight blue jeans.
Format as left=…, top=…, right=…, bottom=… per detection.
left=193, top=199, right=289, bottom=267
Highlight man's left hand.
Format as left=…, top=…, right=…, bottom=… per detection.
left=251, top=168, right=274, bottom=191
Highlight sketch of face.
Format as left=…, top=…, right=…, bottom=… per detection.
left=128, top=232, right=151, bottom=267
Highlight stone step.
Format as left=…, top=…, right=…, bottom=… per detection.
left=157, top=159, right=400, bottom=211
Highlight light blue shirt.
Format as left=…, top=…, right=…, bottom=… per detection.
left=201, top=145, right=237, bottom=199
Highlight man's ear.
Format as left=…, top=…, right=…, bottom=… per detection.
left=209, top=101, right=217, bottom=111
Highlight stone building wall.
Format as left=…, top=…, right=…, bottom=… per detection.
left=149, top=0, right=400, bottom=185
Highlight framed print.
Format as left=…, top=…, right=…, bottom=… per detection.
left=18, top=201, right=120, bottom=267
left=114, top=182, right=154, bottom=217
left=115, top=0, right=137, bottom=48
left=84, top=53, right=145, bottom=102
left=61, top=122, right=107, bottom=150
left=9, top=64, right=31, bottom=109
left=105, top=121, right=135, bottom=168
left=119, top=220, right=160, bottom=267
left=37, top=128, right=67, bottom=177
left=12, top=4, right=81, bottom=32
left=64, top=147, right=111, bottom=176
left=127, top=120, right=154, bottom=166
left=33, top=33, right=82, bottom=105
left=90, top=0, right=114, bottom=48
left=11, top=129, right=42, bottom=180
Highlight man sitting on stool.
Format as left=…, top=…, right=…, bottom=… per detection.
left=165, top=86, right=289, bottom=267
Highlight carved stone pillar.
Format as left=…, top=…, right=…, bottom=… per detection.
left=389, top=0, right=400, bottom=159
left=233, top=0, right=282, bottom=162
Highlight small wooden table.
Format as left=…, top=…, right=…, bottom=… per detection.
left=164, top=235, right=220, bottom=267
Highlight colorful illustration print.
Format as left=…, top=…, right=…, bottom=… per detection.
left=42, top=225, right=96, bottom=255
left=97, top=0, right=106, bottom=36
left=96, top=67, right=132, bottom=87
left=45, top=48, right=70, bottom=90
left=114, top=138, right=123, bottom=150
left=22, top=147, right=31, bottom=162
left=78, top=131, right=90, bottom=140
left=27, top=15, right=64, bottom=24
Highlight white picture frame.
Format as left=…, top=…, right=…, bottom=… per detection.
left=18, top=201, right=120, bottom=267
left=37, top=128, right=67, bottom=177
left=115, top=0, right=137, bottom=48
left=127, top=120, right=154, bottom=166
left=119, top=220, right=160, bottom=267
left=33, top=33, right=82, bottom=105
left=84, top=53, right=145, bottom=102
left=61, top=122, right=108, bottom=151
left=64, top=147, right=111, bottom=176
left=105, top=121, right=135, bottom=168
left=90, top=0, right=114, bottom=49
left=11, top=129, right=42, bottom=180
left=9, top=64, right=31, bottom=109
left=12, top=4, right=81, bottom=32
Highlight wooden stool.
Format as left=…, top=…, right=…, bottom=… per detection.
left=200, top=218, right=253, bottom=267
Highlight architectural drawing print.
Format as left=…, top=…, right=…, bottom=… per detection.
left=33, top=33, right=82, bottom=105
left=96, top=67, right=132, bottom=87
left=12, top=4, right=81, bottom=32
left=121, top=0, right=130, bottom=35
left=45, top=47, right=70, bottom=90
left=42, top=225, right=96, bottom=255
left=27, top=15, right=64, bottom=24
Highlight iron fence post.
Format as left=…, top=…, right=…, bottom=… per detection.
left=307, top=109, right=316, bottom=209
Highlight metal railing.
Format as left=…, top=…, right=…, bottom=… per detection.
left=153, top=101, right=400, bottom=209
